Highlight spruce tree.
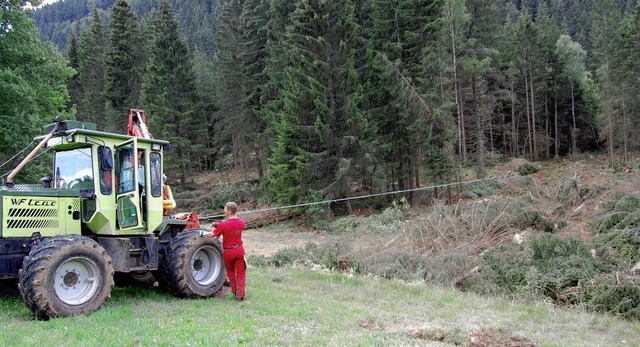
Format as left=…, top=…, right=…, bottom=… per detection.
left=66, top=28, right=81, bottom=113
left=592, top=0, right=623, bottom=166
left=77, top=6, right=107, bottom=129
left=240, top=0, right=271, bottom=179
left=104, top=0, right=143, bottom=134
left=141, top=0, right=200, bottom=185
left=213, top=0, right=248, bottom=170
left=266, top=0, right=369, bottom=204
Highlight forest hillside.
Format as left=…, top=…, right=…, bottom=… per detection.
left=19, top=0, right=640, bottom=209
left=2, top=0, right=640, bottom=324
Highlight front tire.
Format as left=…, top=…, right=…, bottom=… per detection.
left=18, top=235, right=114, bottom=319
left=161, top=229, right=225, bottom=298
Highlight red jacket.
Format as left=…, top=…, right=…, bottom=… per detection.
left=213, top=217, right=245, bottom=249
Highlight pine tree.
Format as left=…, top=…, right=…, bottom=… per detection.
left=240, top=0, right=271, bottom=179
left=192, top=48, right=218, bottom=171
left=77, top=6, right=107, bottom=129
left=266, top=0, right=369, bottom=204
left=104, top=0, right=143, bottom=134
left=609, top=8, right=640, bottom=160
left=213, top=0, right=248, bottom=171
left=142, top=0, right=200, bottom=185
left=66, top=27, right=81, bottom=113
left=592, top=0, right=623, bottom=166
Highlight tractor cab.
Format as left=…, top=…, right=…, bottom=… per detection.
left=41, top=120, right=168, bottom=236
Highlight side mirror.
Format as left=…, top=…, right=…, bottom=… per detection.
left=41, top=176, right=53, bottom=188
left=98, top=146, right=113, bottom=171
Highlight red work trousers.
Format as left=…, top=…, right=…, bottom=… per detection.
left=223, top=246, right=246, bottom=299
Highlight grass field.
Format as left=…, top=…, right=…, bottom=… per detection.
left=0, top=265, right=638, bottom=346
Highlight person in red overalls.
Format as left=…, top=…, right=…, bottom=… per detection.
left=201, top=202, right=246, bottom=301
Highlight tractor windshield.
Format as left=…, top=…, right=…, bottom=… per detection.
left=54, top=148, right=94, bottom=192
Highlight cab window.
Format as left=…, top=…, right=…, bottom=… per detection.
left=54, top=148, right=94, bottom=193
left=117, top=147, right=135, bottom=194
left=150, top=153, right=162, bottom=197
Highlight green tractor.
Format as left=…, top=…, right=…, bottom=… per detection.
left=0, top=119, right=225, bottom=319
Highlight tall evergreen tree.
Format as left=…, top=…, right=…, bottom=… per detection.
left=213, top=0, right=248, bottom=170
left=77, top=6, right=107, bottom=128
left=240, top=0, right=271, bottom=179
left=104, top=0, right=143, bottom=133
left=66, top=28, right=81, bottom=113
left=592, top=0, right=624, bottom=166
left=266, top=0, right=370, bottom=204
left=141, top=0, right=200, bottom=185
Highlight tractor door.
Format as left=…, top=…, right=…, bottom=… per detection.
left=115, top=139, right=142, bottom=230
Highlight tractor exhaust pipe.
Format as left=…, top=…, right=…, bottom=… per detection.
left=6, top=119, right=62, bottom=187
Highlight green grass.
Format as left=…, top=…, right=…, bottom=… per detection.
left=0, top=266, right=639, bottom=346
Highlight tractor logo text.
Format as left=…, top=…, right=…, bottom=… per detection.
left=10, top=198, right=57, bottom=207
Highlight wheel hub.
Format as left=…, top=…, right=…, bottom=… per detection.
left=54, top=257, right=100, bottom=306
left=191, top=245, right=222, bottom=286
left=63, top=271, right=79, bottom=287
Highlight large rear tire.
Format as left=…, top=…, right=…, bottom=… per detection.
left=18, top=235, right=114, bottom=320
left=161, top=229, right=225, bottom=298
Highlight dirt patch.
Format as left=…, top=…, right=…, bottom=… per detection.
left=242, top=228, right=325, bottom=257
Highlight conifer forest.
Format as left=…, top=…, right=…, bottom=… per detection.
left=2, top=0, right=640, bottom=204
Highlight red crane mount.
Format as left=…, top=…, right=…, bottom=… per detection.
left=127, top=109, right=199, bottom=229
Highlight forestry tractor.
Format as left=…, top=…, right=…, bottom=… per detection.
left=0, top=110, right=225, bottom=319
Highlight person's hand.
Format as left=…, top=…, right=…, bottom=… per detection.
left=198, top=230, right=206, bottom=237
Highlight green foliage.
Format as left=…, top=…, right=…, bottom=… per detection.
left=517, top=163, right=539, bottom=176
left=592, top=229, right=640, bottom=268
left=527, top=234, right=603, bottom=303
left=464, top=233, right=612, bottom=310
left=0, top=1, right=73, bottom=182
left=323, top=200, right=407, bottom=235
left=590, top=193, right=640, bottom=234
left=141, top=0, right=200, bottom=184
left=461, top=180, right=503, bottom=199
left=303, top=191, right=332, bottom=231
left=77, top=6, right=107, bottom=129
left=472, top=245, right=530, bottom=295
left=512, top=211, right=555, bottom=232
left=582, top=274, right=640, bottom=321
left=268, top=241, right=361, bottom=273
left=265, top=0, right=372, bottom=205
left=104, top=0, right=142, bottom=133
left=172, top=180, right=263, bottom=214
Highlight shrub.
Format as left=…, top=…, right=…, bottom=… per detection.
left=463, top=234, right=606, bottom=305
left=518, top=163, right=539, bottom=176
left=582, top=273, right=640, bottom=321
left=360, top=252, right=431, bottom=282
left=590, top=193, right=640, bottom=234
left=512, top=210, right=555, bottom=232
left=267, top=242, right=361, bottom=272
left=592, top=229, right=640, bottom=268
left=423, top=252, right=476, bottom=287
left=470, top=245, right=530, bottom=295
left=461, top=180, right=503, bottom=199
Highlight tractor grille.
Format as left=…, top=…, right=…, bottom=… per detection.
left=8, top=208, right=57, bottom=218
left=2, top=195, right=66, bottom=235
left=6, top=218, right=59, bottom=229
